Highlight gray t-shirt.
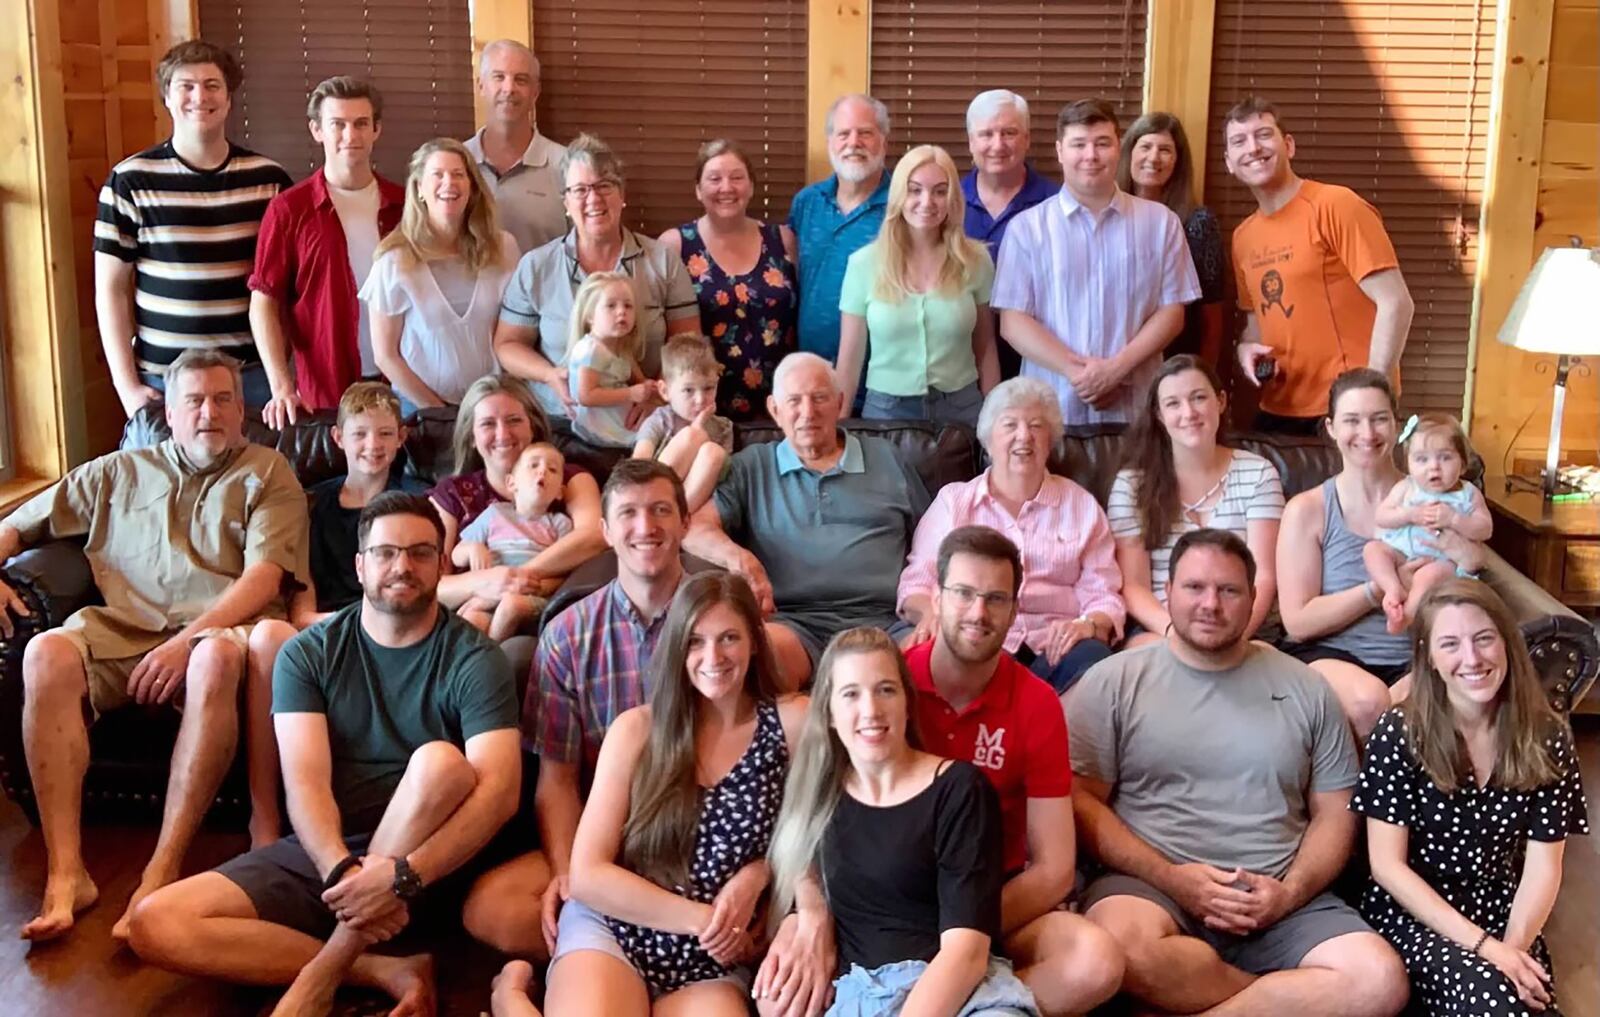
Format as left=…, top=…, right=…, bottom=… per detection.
left=636, top=404, right=734, bottom=454
left=1068, top=642, right=1358, bottom=879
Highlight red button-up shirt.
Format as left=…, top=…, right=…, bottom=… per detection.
left=248, top=168, right=404, bottom=408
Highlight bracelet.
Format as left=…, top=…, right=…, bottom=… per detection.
left=322, top=853, right=362, bottom=893
left=1362, top=580, right=1380, bottom=608
left=1471, top=930, right=1490, bottom=956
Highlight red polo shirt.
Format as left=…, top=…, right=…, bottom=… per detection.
left=248, top=168, right=405, bottom=408
left=907, top=641, right=1071, bottom=873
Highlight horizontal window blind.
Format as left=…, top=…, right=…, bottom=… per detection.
left=869, top=1, right=1148, bottom=164
left=199, top=0, right=475, bottom=182
left=533, top=1, right=808, bottom=236
left=1206, top=0, right=1497, bottom=414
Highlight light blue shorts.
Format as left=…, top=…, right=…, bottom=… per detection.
left=826, top=955, right=1038, bottom=1016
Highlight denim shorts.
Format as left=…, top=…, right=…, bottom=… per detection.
left=862, top=381, right=983, bottom=428
left=826, top=955, right=1037, bottom=1016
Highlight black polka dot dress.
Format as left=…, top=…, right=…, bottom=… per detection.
left=605, top=700, right=788, bottom=997
left=1351, top=708, right=1590, bottom=1016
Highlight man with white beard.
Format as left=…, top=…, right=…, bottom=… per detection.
left=787, top=94, right=892, bottom=369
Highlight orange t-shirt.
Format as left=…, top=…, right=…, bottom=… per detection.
left=1232, top=179, right=1399, bottom=417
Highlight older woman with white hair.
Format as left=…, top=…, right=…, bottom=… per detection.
left=897, top=376, right=1124, bottom=693
left=963, top=89, right=1058, bottom=380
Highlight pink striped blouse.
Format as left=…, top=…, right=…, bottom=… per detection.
left=897, top=470, right=1126, bottom=654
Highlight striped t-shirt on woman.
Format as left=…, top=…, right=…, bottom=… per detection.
left=94, top=140, right=292, bottom=373
left=1107, top=449, right=1285, bottom=604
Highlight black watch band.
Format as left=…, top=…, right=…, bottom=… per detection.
left=392, top=856, right=424, bottom=900
left=322, top=853, right=362, bottom=893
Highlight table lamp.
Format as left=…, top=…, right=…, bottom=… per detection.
left=1496, top=241, right=1600, bottom=498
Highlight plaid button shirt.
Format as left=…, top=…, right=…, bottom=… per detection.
left=524, top=577, right=683, bottom=783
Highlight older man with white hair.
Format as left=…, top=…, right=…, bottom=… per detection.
left=464, top=39, right=567, bottom=254
left=685, top=352, right=929, bottom=681
left=787, top=94, right=892, bottom=366
left=963, top=89, right=1060, bottom=380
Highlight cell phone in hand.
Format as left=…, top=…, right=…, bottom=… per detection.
left=1253, top=356, right=1278, bottom=385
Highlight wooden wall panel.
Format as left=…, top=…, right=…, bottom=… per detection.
left=1469, top=0, right=1599, bottom=473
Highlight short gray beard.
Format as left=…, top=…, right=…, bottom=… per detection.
left=831, top=150, right=884, bottom=184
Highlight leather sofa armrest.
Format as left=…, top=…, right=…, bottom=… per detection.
left=1, top=540, right=100, bottom=642
left=1479, top=547, right=1598, bottom=712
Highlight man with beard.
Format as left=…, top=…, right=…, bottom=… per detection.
left=128, top=492, right=520, bottom=1017
left=1068, top=529, right=1409, bottom=1017
left=0, top=348, right=303, bottom=942
left=904, top=526, right=1123, bottom=1016
left=464, top=40, right=568, bottom=255
left=788, top=93, right=892, bottom=364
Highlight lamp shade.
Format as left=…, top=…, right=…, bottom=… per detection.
left=1497, top=246, right=1600, bottom=355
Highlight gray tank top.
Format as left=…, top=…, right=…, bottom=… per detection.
left=1315, top=477, right=1411, bottom=665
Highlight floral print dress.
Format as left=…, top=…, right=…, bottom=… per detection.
left=677, top=221, right=797, bottom=420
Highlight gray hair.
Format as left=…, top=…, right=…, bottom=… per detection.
left=966, top=89, right=1030, bottom=134
left=479, top=39, right=539, bottom=80
left=824, top=93, right=891, bottom=138
left=976, top=377, right=1064, bottom=449
left=165, top=347, right=243, bottom=398
left=772, top=352, right=838, bottom=398
left=560, top=132, right=626, bottom=190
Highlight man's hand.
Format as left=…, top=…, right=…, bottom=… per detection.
left=261, top=391, right=307, bottom=431
left=700, top=861, right=768, bottom=964
left=1072, top=357, right=1125, bottom=406
left=753, top=908, right=835, bottom=1017
left=1041, top=616, right=1095, bottom=667
left=540, top=874, right=568, bottom=954
left=733, top=550, right=777, bottom=616
left=1210, top=870, right=1294, bottom=934
left=322, top=854, right=410, bottom=934
left=0, top=577, right=31, bottom=639
left=116, top=381, right=163, bottom=419
left=128, top=636, right=195, bottom=706
left=1236, top=342, right=1274, bottom=387
left=1163, top=863, right=1257, bottom=927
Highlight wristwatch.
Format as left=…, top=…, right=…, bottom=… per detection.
left=392, top=856, right=424, bottom=901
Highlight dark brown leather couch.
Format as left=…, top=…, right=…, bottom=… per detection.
left=1, top=407, right=1593, bottom=825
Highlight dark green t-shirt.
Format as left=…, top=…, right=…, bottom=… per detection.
left=273, top=603, right=517, bottom=833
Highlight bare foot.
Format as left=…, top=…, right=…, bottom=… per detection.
left=269, top=968, right=341, bottom=1017
left=491, top=960, right=539, bottom=1017
left=20, top=868, right=99, bottom=942
left=1382, top=593, right=1408, bottom=634
left=112, top=871, right=177, bottom=942
left=372, top=954, right=435, bottom=1017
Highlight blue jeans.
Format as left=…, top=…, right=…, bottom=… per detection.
left=142, top=362, right=272, bottom=408
left=862, top=381, right=983, bottom=428
left=828, top=956, right=1037, bottom=1016
left=1021, top=638, right=1113, bottom=695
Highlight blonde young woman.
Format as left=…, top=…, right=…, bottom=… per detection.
left=836, top=145, right=1000, bottom=426
left=762, top=628, right=1037, bottom=1017
left=361, top=137, right=519, bottom=412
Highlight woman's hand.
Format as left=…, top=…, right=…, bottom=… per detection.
left=753, top=907, right=835, bottom=1017
left=1480, top=937, right=1552, bottom=1011
left=541, top=365, right=576, bottom=414
left=472, top=565, right=541, bottom=601
left=1042, top=616, right=1096, bottom=667
left=699, top=861, right=769, bottom=964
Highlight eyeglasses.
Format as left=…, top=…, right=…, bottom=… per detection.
left=361, top=543, right=441, bottom=566
left=940, top=585, right=1014, bottom=611
left=564, top=180, right=621, bottom=200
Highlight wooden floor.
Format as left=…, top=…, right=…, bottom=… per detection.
left=2, top=719, right=1597, bottom=1017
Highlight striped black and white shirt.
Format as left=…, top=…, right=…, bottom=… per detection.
left=94, top=141, right=293, bottom=372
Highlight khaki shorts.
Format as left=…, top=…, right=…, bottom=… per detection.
left=54, top=624, right=253, bottom=718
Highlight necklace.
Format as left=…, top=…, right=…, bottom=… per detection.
left=1181, top=471, right=1227, bottom=519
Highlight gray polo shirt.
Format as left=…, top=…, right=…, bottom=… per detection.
left=464, top=128, right=568, bottom=255
left=712, top=431, right=929, bottom=653
left=499, top=228, right=700, bottom=419
left=1067, top=642, right=1359, bottom=880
